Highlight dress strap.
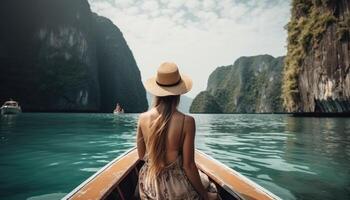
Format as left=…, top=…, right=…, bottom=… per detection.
left=179, top=114, right=186, bottom=150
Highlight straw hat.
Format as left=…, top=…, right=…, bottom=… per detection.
left=144, top=62, right=192, bottom=97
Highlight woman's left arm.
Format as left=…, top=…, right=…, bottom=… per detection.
left=136, top=115, right=146, bottom=159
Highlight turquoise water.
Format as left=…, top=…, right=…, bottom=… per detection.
left=0, top=113, right=349, bottom=200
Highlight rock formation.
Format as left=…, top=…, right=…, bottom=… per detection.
left=282, top=0, right=350, bottom=113
left=93, top=14, right=147, bottom=113
left=0, top=0, right=148, bottom=112
left=189, top=91, right=222, bottom=113
left=190, top=55, right=285, bottom=113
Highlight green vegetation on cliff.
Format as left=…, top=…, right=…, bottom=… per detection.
left=191, top=55, right=285, bottom=113
left=282, top=0, right=349, bottom=112
left=190, top=91, right=222, bottom=113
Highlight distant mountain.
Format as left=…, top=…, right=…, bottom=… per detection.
left=0, top=0, right=147, bottom=112
left=146, top=92, right=193, bottom=113
left=190, top=55, right=285, bottom=113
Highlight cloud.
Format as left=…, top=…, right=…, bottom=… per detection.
left=89, top=0, right=291, bottom=98
left=141, top=1, right=159, bottom=12
left=202, top=0, right=217, bottom=11
left=184, top=0, right=200, bottom=10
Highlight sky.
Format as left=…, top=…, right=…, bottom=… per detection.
left=89, top=0, right=291, bottom=98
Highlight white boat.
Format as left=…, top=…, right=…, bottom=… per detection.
left=1, top=100, right=22, bottom=115
left=113, top=110, right=124, bottom=114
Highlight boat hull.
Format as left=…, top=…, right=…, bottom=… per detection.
left=63, top=148, right=280, bottom=200
left=1, top=106, right=21, bottom=115
left=113, top=111, right=124, bottom=114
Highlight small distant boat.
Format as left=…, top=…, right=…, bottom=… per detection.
left=63, top=147, right=281, bottom=200
left=113, top=110, right=124, bottom=114
left=1, top=100, right=21, bottom=115
left=113, top=103, right=124, bottom=114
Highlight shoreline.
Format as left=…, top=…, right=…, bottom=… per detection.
left=11, top=111, right=350, bottom=117
left=292, top=112, right=350, bottom=118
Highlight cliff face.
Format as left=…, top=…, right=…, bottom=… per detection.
left=283, top=0, right=350, bottom=112
left=0, top=0, right=99, bottom=111
left=190, top=55, right=285, bottom=113
left=189, top=91, right=222, bottom=113
left=93, top=14, right=147, bottom=113
left=0, top=0, right=147, bottom=112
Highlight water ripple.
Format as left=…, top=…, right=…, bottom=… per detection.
left=1, top=113, right=349, bottom=200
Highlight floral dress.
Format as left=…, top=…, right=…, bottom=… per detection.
left=138, top=155, right=218, bottom=200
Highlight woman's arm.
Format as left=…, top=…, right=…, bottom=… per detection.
left=136, top=114, right=146, bottom=160
left=182, top=116, right=209, bottom=200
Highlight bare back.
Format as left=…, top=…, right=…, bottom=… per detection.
left=138, top=108, right=185, bottom=165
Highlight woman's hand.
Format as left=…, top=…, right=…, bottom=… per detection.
left=207, top=192, right=218, bottom=200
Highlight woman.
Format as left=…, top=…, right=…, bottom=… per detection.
left=137, top=62, right=218, bottom=200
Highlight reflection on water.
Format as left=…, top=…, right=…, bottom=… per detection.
left=0, top=113, right=349, bottom=200
left=194, top=114, right=350, bottom=200
left=0, top=113, right=139, bottom=200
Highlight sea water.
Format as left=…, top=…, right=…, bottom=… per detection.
left=0, top=113, right=349, bottom=200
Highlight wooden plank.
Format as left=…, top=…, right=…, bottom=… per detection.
left=64, top=148, right=139, bottom=200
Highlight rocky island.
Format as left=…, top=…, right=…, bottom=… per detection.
left=0, top=0, right=148, bottom=112
left=191, top=0, right=349, bottom=115
left=282, top=0, right=350, bottom=113
left=190, top=55, right=285, bottom=113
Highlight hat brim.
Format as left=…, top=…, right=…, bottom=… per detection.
left=144, top=74, right=192, bottom=97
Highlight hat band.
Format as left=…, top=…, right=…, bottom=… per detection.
left=156, top=78, right=181, bottom=87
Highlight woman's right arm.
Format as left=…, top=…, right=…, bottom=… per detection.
left=182, top=116, right=209, bottom=200
left=136, top=114, right=146, bottom=160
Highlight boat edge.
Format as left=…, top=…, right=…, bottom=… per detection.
left=61, top=147, right=136, bottom=200
left=196, top=150, right=282, bottom=200
left=63, top=147, right=282, bottom=200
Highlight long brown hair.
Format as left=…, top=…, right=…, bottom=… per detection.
left=146, top=95, right=180, bottom=182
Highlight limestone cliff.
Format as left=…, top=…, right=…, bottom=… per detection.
left=189, top=91, right=222, bottom=113
left=93, top=14, right=147, bottom=113
left=283, top=0, right=350, bottom=113
left=190, top=55, right=285, bottom=113
left=0, top=0, right=148, bottom=112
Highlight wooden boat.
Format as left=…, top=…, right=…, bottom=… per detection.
left=63, top=148, right=281, bottom=200
left=0, top=100, right=21, bottom=115
left=113, top=110, right=124, bottom=114
left=113, top=103, right=124, bottom=114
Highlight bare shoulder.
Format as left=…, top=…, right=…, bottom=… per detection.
left=138, top=110, right=151, bottom=124
left=183, top=113, right=195, bottom=124
left=183, top=114, right=195, bottom=132
left=138, top=112, right=145, bottom=121
left=174, top=111, right=194, bottom=123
